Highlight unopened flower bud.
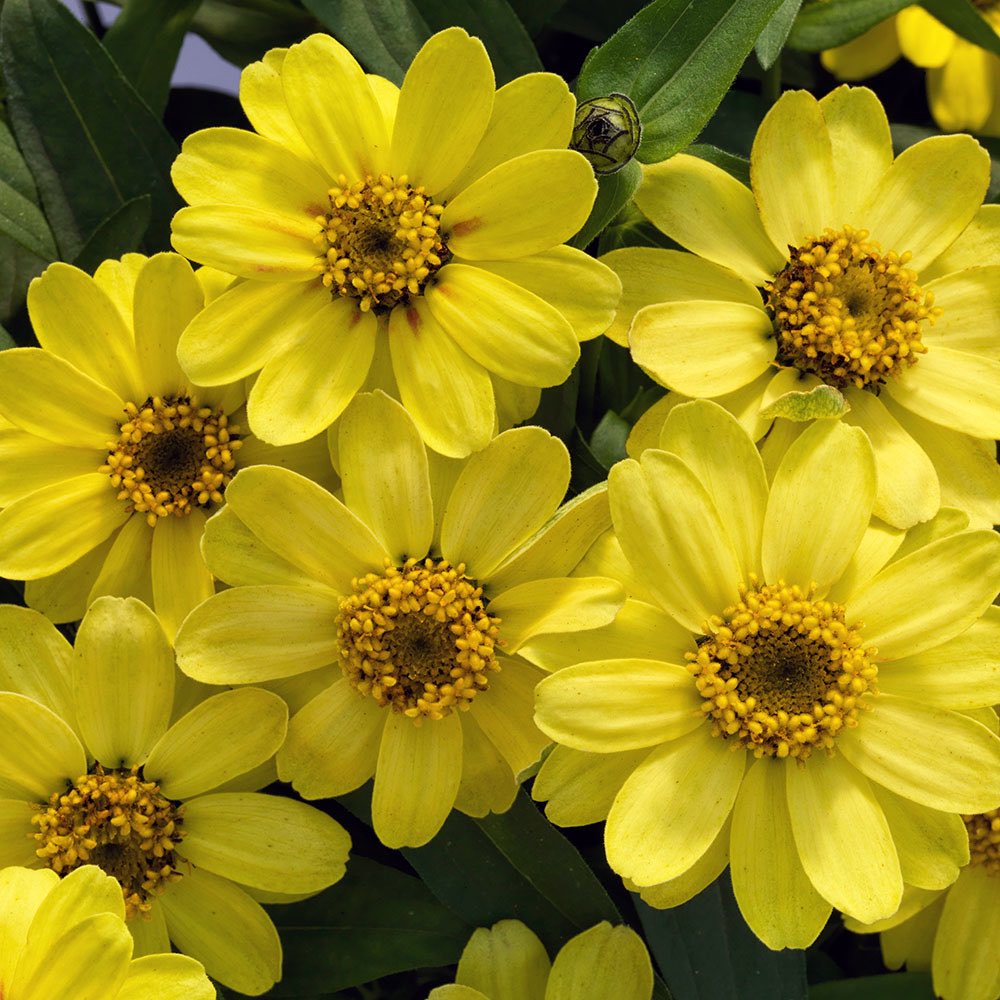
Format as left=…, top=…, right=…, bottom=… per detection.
left=571, top=93, right=642, bottom=175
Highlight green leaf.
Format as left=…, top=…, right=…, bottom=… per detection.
left=71, top=195, right=153, bottom=275
left=304, top=0, right=540, bottom=85
left=755, top=0, right=805, bottom=69
left=921, top=0, right=1000, bottom=58
left=570, top=158, right=642, bottom=249
left=687, top=143, right=751, bottom=184
left=507, top=0, right=569, bottom=36
left=301, top=0, right=430, bottom=84
left=266, top=856, right=472, bottom=995
left=103, top=0, right=202, bottom=115
left=189, top=0, right=318, bottom=68
left=589, top=410, right=630, bottom=468
left=810, top=972, right=935, bottom=999
left=338, top=787, right=621, bottom=953
left=0, top=0, right=180, bottom=259
left=0, top=322, right=17, bottom=351
left=637, top=875, right=808, bottom=1000
left=760, top=384, right=850, bottom=421
left=0, top=176, right=57, bottom=260
left=576, top=0, right=787, bottom=164
left=787, top=0, right=910, bottom=51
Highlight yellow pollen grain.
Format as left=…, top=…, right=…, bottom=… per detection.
left=31, top=764, right=185, bottom=918
left=765, top=226, right=937, bottom=390
left=964, top=808, right=1000, bottom=876
left=100, top=394, right=242, bottom=527
left=336, top=556, right=501, bottom=722
left=315, top=173, right=448, bottom=313
left=687, top=576, right=878, bottom=760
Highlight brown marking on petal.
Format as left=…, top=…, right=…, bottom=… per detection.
left=406, top=307, right=421, bottom=333
left=451, top=217, right=483, bottom=237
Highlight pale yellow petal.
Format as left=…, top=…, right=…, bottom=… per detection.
left=545, top=923, right=653, bottom=1000
left=628, top=300, right=775, bottom=396
left=387, top=298, right=495, bottom=459
left=443, top=150, right=596, bottom=260
left=24, top=537, right=114, bottom=625
left=238, top=48, right=312, bottom=161
left=601, top=246, right=762, bottom=349
left=605, top=725, right=744, bottom=886
left=74, top=596, right=174, bottom=767
left=924, top=266, right=1000, bottom=359
left=247, top=300, right=377, bottom=444
left=454, top=711, right=517, bottom=819
left=751, top=90, right=836, bottom=252
left=634, top=155, right=784, bottom=286
left=0, top=692, right=86, bottom=799
left=0, top=868, right=59, bottom=985
left=786, top=750, right=901, bottom=923
left=392, top=27, right=493, bottom=193
left=838, top=694, right=1000, bottom=812
left=144, top=688, right=287, bottom=799
left=372, top=710, right=462, bottom=848
left=762, top=420, right=876, bottom=593
left=277, top=678, right=384, bottom=798
left=0, top=605, right=75, bottom=720
left=456, top=920, right=549, bottom=1000
left=820, top=20, right=900, bottom=80
left=150, top=511, right=214, bottom=643
left=933, top=866, right=1000, bottom=1000
left=0, top=429, right=98, bottom=506
left=896, top=7, right=955, bottom=67
left=174, top=585, right=340, bottom=684
left=534, top=658, right=701, bottom=753
left=731, top=758, right=831, bottom=949
left=636, top=816, right=731, bottom=909
left=117, top=954, right=217, bottom=1000
left=928, top=40, right=993, bottom=133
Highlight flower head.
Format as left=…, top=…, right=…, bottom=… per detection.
left=0, top=864, right=215, bottom=999
left=604, top=86, right=1000, bottom=529
left=533, top=399, right=1000, bottom=949
left=170, top=29, right=621, bottom=457
left=175, top=391, right=624, bottom=848
left=0, top=253, right=334, bottom=638
left=0, top=596, right=351, bottom=995
left=428, top=919, right=653, bottom=1000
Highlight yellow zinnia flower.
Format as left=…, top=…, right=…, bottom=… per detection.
left=845, top=714, right=1000, bottom=1000
left=170, top=28, right=621, bottom=457
left=428, top=919, right=653, bottom=1000
left=533, top=399, right=1000, bottom=949
left=604, top=85, right=1000, bottom=530
left=0, top=596, right=351, bottom=995
left=174, top=391, right=624, bottom=848
left=0, top=253, right=334, bottom=638
left=0, top=864, right=215, bottom=999
left=823, top=6, right=1000, bottom=136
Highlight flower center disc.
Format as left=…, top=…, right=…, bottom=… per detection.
left=965, top=808, right=1000, bottom=876
left=32, top=765, right=185, bottom=917
left=765, top=227, right=937, bottom=390
left=316, top=173, right=448, bottom=313
left=687, top=578, right=878, bottom=759
left=336, top=557, right=501, bottom=721
left=102, top=395, right=241, bottom=527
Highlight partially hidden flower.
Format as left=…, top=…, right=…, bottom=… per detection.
left=0, top=596, right=351, bottom=995
left=0, top=253, right=335, bottom=638
left=533, top=399, right=1000, bottom=949
left=845, top=713, right=1000, bottom=1000
left=427, top=919, right=653, bottom=1000
left=603, top=85, right=1000, bottom=530
left=170, top=28, right=621, bottom=458
left=822, top=5, right=1000, bottom=136
left=0, top=864, right=216, bottom=999
left=175, top=390, right=625, bottom=848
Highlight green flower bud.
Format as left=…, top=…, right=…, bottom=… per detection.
left=571, top=93, right=642, bottom=175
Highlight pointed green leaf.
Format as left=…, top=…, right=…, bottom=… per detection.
left=921, top=0, right=1000, bottom=58
left=760, top=384, right=850, bottom=422
left=570, top=158, right=642, bottom=249
left=787, top=0, right=911, bottom=51
left=755, top=0, right=805, bottom=69
left=71, top=195, right=152, bottom=275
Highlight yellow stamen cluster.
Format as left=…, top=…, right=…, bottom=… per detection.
left=766, top=226, right=936, bottom=390
left=315, top=173, right=447, bottom=313
left=337, top=557, right=501, bottom=721
left=31, top=764, right=185, bottom=917
left=687, top=577, right=878, bottom=759
left=964, top=808, right=1000, bottom=876
left=101, top=395, right=241, bottom=527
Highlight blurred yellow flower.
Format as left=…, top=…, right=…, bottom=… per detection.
left=0, top=253, right=334, bottom=638
left=823, top=6, right=1000, bottom=135
left=427, top=919, right=653, bottom=1000
left=604, top=85, right=1000, bottom=531
left=171, top=28, right=620, bottom=457
left=533, top=399, right=1000, bottom=949
left=0, top=596, right=351, bottom=995
left=0, top=865, right=216, bottom=999
left=175, top=391, right=624, bottom=848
